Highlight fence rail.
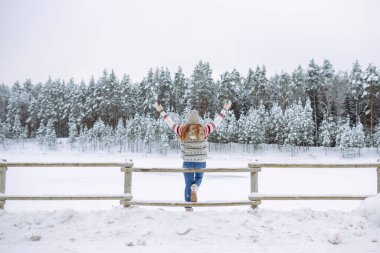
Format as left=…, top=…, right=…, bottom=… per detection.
left=0, top=159, right=379, bottom=209
left=0, top=194, right=132, bottom=201
left=248, top=162, right=380, bottom=168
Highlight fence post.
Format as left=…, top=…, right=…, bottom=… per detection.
left=377, top=159, right=380, bottom=194
left=121, top=159, right=134, bottom=208
left=0, top=159, right=7, bottom=209
left=249, top=160, right=261, bottom=209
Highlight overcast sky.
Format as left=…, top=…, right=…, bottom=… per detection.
left=0, top=0, right=379, bottom=85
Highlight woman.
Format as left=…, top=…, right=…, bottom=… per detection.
left=153, top=101, right=232, bottom=211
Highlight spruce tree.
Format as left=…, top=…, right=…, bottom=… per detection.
left=68, top=117, right=78, bottom=149
left=115, top=118, right=126, bottom=152
left=375, top=120, right=380, bottom=149
left=290, top=65, right=306, bottom=105
left=351, top=121, right=365, bottom=149
left=336, top=118, right=351, bottom=149
left=120, top=74, right=135, bottom=119
left=45, top=119, right=57, bottom=150
left=362, top=64, right=379, bottom=144
left=6, top=81, right=22, bottom=129
left=0, top=84, right=10, bottom=124
left=36, top=123, right=45, bottom=147
left=306, top=59, right=322, bottom=141
left=187, top=61, right=214, bottom=116
left=318, top=115, right=336, bottom=147
left=348, top=61, right=364, bottom=123
left=137, top=69, right=158, bottom=117
left=12, top=114, right=23, bottom=141
left=173, top=67, right=188, bottom=114
left=266, top=103, right=284, bottom=144
left=0, top=120, right=6, bottom=148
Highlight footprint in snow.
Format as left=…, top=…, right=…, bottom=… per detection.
left=176, top=228, right=193, bottom=235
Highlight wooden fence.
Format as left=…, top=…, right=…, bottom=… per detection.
left=0, top=159, right=379, bottom=209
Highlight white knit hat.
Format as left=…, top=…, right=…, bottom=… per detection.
left=186, top=110, right=200, bottom=124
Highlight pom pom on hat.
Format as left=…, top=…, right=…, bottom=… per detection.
left=186, top=110, right=200, bottom=124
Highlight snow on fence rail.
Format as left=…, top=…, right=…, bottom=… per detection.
left=0, top=159, right=379, bottom=209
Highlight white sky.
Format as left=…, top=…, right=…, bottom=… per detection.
left=0, top=0, right=379, bottom=85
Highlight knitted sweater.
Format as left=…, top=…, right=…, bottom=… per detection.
left=160, top=109, right=227, bottom=162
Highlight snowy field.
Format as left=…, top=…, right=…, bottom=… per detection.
left=0, top=141, right=380, bottom=252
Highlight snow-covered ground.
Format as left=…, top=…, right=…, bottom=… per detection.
left=0, top=141, right=379, bottom=252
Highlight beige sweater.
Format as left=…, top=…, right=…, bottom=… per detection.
left=160, top=109, right=226, bottom=162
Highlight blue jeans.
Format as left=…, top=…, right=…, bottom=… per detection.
left=183, top=161, right=206, bottom=202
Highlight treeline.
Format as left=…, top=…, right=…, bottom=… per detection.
left=0, top=59, right=379, bottom=148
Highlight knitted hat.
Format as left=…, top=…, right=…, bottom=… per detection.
left=186, top=110, right=200, bottom=124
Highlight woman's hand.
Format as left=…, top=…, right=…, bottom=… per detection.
left=153, top=101, right=163, bottom=112
left=223, top=100, right=232, bottom=110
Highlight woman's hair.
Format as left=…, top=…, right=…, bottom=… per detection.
left=179, top=124, right=203, bottom=142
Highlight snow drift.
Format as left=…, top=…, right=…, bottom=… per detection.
left=0, top=194, right=379, bottom=253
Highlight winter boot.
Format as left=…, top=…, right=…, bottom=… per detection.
left=190, top=184, right=198, bottom=202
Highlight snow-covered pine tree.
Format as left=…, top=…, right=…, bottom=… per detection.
left=115, top=118, right=126, bottom=152
left=91, top=118, right=106, bottom=150
left=306, top=59, right=321, bottom=142
left=0, top=84, right=9, bottom=127
left=301, top=98, right=316, bottom=146
left=362, top=64, right=379, bottom=145
left=336, top=118, right=352, bottom=149
left=0, top=120, right=6, bottom=148
left=225, top=110, right=238, bottom=144
left=348, top=61, right=364, bottom=124
left=78, top=126, right=88, bottom=152
left=94, top=70, right=109, bottom=125
left=37, top=77, right=63, bottom=135
left=241, top=66, right=268, bottom=111
left=68, top=117, right=78, bottom=150
left=44, top=119, right=57, bottom=150
left=336, top=118, right=358, bottom=158
left=267, top=72, right=291, bottom=108
left=284, top=100, right=314, bottom=147
left=103, top=124, right=113, bottom=152
left=283, top=103, right=298, bottom=146
left=159, top=132, right=169, bottom=155
left=290, top=65, right=306, bottom=105
left=375, top=120, right=380, bottom=150
left=319, top=59, right=335, bottom=116
left=173, top=67, right=188, bottom=114
left=143, top=117, right=156, bottom=154
left=136, top=69, right=158, bottom=117
left=21, top=126, right=28, bottom=148
left=27, top=90, right=39, bottom=138
left=77, top=81, right=87, bottom=127
left=351, top=121, right=366, bottom=149
left=236, top=113, right=247, bottom=145
left=12, top=114, right=23, bottom=141
left=239, top=68, right=254, bottom=113
left=266, top=103, right=284, bottom=144
left=65, top=79, right=85, bottom=134
left=187, top=61, right=215, bottom=116
left=209, top=109, right=238, bottom=152
left=241, top=108, right=265, bottom=146
left=36, top=122, right=45, bottom=147
left=97, top=69, right=120, bottom=128
left=83, top=76, right=97, bottom=128
left=318, top=115, right=336, bottom=147
left=6, top=81, right=22, bottom=129
left=120, top=74, right=135, bottom=119
left=156, top=67, right=173, bottom=111
left=126, top=114, right=143, bottom=152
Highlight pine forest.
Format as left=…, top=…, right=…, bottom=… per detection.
left=0, top=59, right=379, bottom=154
